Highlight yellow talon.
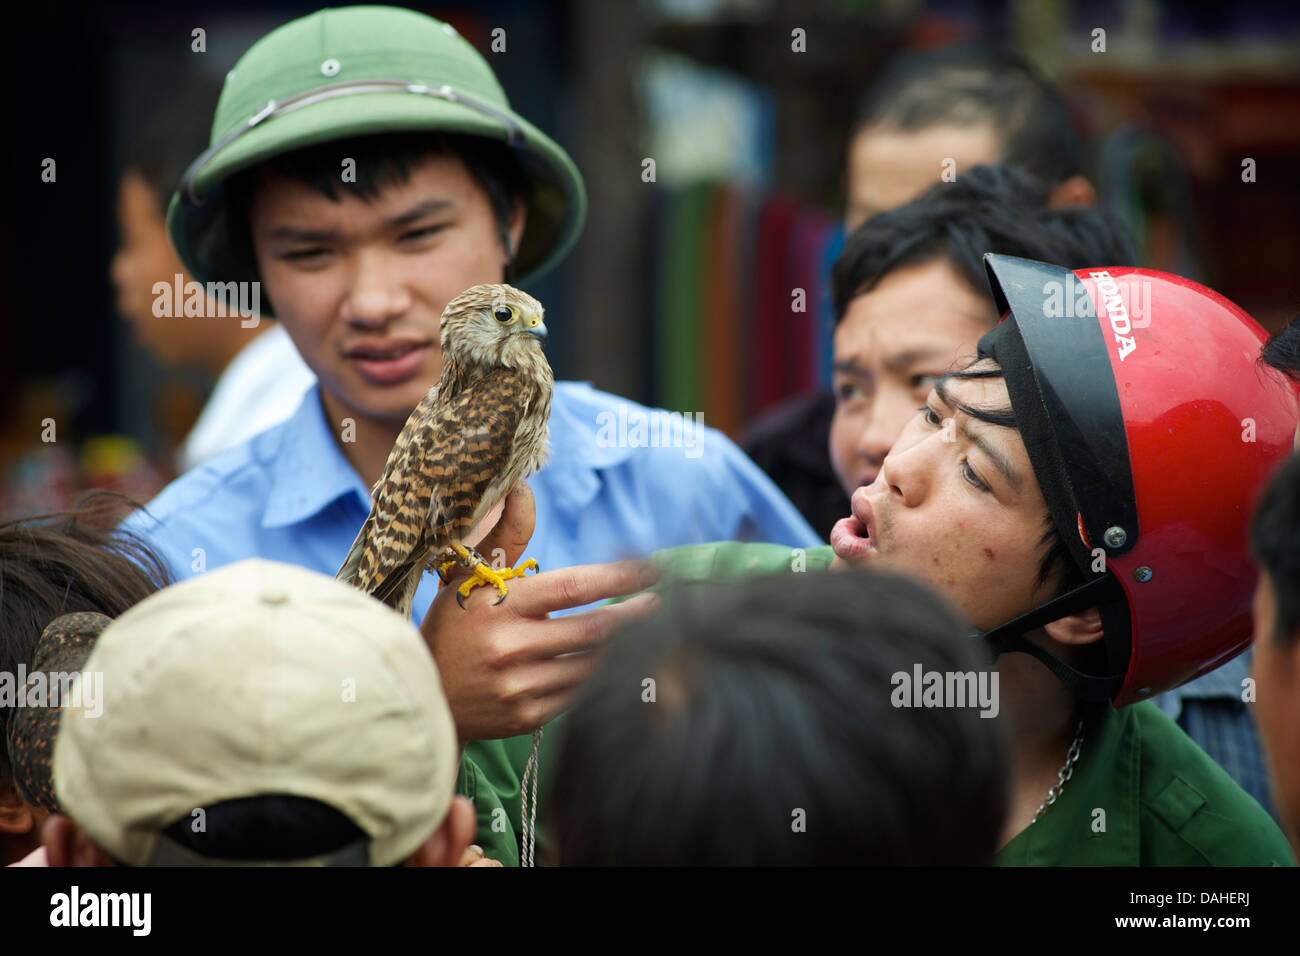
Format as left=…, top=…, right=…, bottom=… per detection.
left=456, top=557, right=539, bottom=608
left=435, top=557, right=459, bottom=583
left=426, top=546, right=463, bottom=586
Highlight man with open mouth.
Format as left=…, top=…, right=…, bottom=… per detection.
left=638, top=253, right=1298, bottom=865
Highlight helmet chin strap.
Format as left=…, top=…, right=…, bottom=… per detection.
left=978, top=575, right=1127, bottom=703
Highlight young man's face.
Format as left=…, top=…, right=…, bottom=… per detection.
left=1251, top=572, right=1300, bottom=852
left=111, top=171, right=207, bottom=365
left=830, top=258, right=994, bottom=495
left=830, top=361, right=1063, bottom=631
left=845, top=122, right=1002, bottom=233
left=249, top=152, right=519, bottom=424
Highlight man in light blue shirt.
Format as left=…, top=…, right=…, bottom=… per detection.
left=126, top=7, right=818, bottom=865
left=128, top=379, right=817, bottom=868
left=130, top=378, right=818, bottom=610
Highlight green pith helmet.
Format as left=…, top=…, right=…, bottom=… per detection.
left=166, top=5, right=586, bottom=310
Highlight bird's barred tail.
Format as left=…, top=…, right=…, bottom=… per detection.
left=336, top=520, right=422, bottom=621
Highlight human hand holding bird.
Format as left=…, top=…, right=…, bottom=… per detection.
left=336, top=283, right=554, bottom=615
left=335, top=283, right=662, bottom=866
left=336, top=283, right=661, bottom=742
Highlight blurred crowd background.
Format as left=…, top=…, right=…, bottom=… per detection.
left=3, top=0, right=1299, bottom=519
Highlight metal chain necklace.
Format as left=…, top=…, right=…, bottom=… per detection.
left=519, top=726, right=543, bottom=866
left=1030, top=719, right=1084, bottom=825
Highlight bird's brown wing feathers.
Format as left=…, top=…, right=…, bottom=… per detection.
left=339, top=367, right=529, bottom=611
left=335, top=386, right=439, bottom=592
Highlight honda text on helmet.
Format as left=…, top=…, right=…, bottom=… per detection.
left=977, top=254, right=1298, bottom=706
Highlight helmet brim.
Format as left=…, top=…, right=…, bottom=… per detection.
left=977, top=253, right=1140, bottom=702
left=166, top=89, right=586, bottom=312
left=980, top=253, right=1140, bottom=571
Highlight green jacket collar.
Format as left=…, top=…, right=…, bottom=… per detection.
left=997, top=704, right=1141, bottom=865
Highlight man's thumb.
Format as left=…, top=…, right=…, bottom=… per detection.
left=469, top=482, right=536, bottom=570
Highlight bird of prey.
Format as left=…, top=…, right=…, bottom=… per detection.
left=336, top=283, right=553, bottom=618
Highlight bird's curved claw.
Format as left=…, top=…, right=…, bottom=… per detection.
left=453, top=588, right=509, bottom=609
left=427, top=547, right=462, bottom=587
left=454, top=558, right=540, bottom=610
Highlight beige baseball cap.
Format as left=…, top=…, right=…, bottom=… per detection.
left=52, top=558, right=458, bottom=866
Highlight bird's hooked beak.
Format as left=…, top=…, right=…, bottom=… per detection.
left=523, top=314, right=548, bottom=344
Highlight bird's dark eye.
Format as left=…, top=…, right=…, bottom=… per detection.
left=494, top=306, right=513, bottom=322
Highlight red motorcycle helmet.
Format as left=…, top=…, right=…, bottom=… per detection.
left=977, top=254, right=1298, bottom=707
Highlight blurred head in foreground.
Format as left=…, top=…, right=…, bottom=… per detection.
left=1260, top=317, right=1300, bottom=451
left=0, top=500, right=170, bottom=865
left=548, top=569, right=1008, bottom=865
left=44, top=558, right=474, bottom=867
left=1251, top=319, right=1300, bottom=853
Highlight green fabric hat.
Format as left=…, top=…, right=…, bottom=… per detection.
left=166, top=5, right=586, bottom=305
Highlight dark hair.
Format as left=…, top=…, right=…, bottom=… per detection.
left=217, top=130, right=528, bottom=300
left=0, top=495, right=172, bottom=791
left=1260, top=316, right=1300, bottom=384
left=155, top=794, right=369, bottom=864
left=124, top=72, right=225, bottom=214
left=831, top=163, right=1136, bottom=319
left=854, top=46, right=1085, bottom=188
left=1253, top=317, right=1300, bottom=641
left=547, top=569, right=1009, bottom=865
left=1251, top=453, right=1300, bottom=646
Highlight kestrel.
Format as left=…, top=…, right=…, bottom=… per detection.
left=336, top=283, right=554, bottom=617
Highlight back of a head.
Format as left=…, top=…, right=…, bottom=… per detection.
left=855, top=45, right=1084, bottom=189
left=1252, top=453, right=1300, bottom=647
left=548, top=570, right=1008, bottom=865
left=52, top=559, right=458, bottom=867
left=124, top=72, right=224, bottom=213
left=832, top=163, right=1136, bottom=319
left=0, top=501, right=170, bottom=790
left=1261, top=316, right=1300, bottom=386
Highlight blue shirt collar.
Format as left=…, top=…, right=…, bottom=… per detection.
left=262, top=384, right=372, bottom=529
left=259, top=382, right=632, bottom=528
left=540, top=383, right=637, bottom=512
left=547, top=382, right=637, bottom=464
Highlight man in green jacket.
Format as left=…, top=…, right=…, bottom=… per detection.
left=632, top=255, right=1297, bottom=865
